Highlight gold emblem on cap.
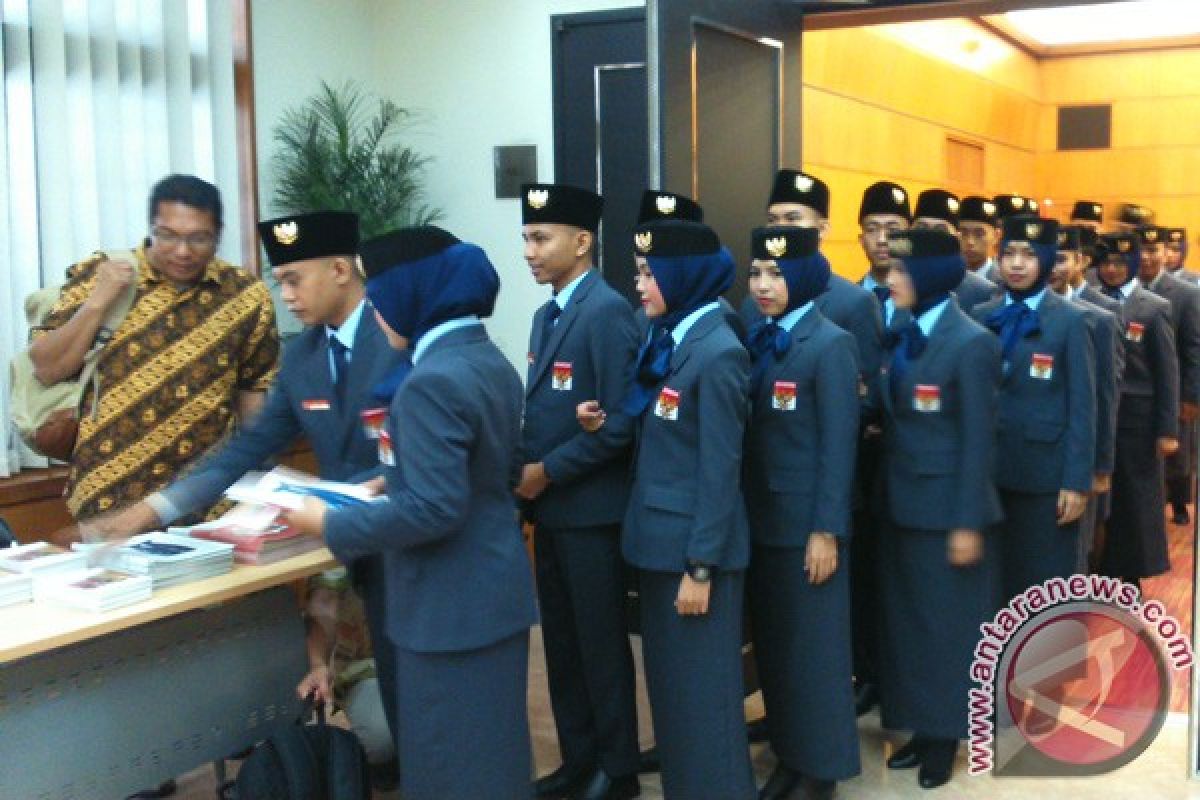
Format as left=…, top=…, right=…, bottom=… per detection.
left=1057, top=231, right=1067, bottom=247
left=1144, top=229, right=1159, bottom=242
left=1117, top=239, right=1132, bottom=253
left=947, top=197, right=960, bottom=213
left=273, top=221, right=299, bottom=246
left=794, top=174, right=814, bottom=192
left=527, top=188, right=549, bottom=210
left=889, top=237, right=912, bottom=257
left=1012, top=197, right=1025, bottom=209
left=983, top=201, right=996, bottom=216
left=1025, top=222, right=1041, bottom=239
left=765, top=236, right=788, bottom=259
left=634, top=231, right=653, bottom=254
left=1093, top=204, right=1102, bottom=216
left=656, top=195, right=677, bottom=215
left=892, top=187, right=906, bottom=205
left=1170, top=230, right=1184, bottom=242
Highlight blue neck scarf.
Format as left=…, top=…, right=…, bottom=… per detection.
left=747, top=251, right=831, bottom=386
left=888, top=252, right=964, bottom=394
left=621, top=247, right=735, bottom=416
left=366, top=242, right=499, bottom=399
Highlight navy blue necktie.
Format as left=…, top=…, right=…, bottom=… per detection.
left=871, top=286, right=890, bottom=309
left=542, top=301, right=562, bottom=351
left=329, top=336, right=350, bottom=402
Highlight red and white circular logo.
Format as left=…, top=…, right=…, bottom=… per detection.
left=996, top=603, right=1169, bottom=776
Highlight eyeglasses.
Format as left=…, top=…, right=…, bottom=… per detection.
left=151, top=226, right=217, bottom=250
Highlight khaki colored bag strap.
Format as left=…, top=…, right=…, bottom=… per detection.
left=80, top=249, right=140, bottom=418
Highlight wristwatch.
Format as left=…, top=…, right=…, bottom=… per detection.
left=686, top=560, right=713, bottom=583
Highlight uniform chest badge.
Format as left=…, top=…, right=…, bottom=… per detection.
left=913, top=384, right=941, bottom=413
left=1030, top=353, right=1054, bottom=380
left=772, top=380, right=797, bottom=411
left=1126, top=321, right=1145, bottom=343
left=552, top=361, right=573, bottom=391
left=654, top=387, right=680, bottom=420
left=378, top=429, right=396, bottom=466
left=360, top=407, right=387, bottom=439
left=302, top=399, right=331, bottom=412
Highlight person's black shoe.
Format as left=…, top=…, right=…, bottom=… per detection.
left=804, top=777, right=836, bottom=800
left=917, top=739, right=957, bottom=789
left=124, top=780, right=176, bottom=800
left=854, top=682, right=879, bottom=717
left=570, top=768, right=640, bottom=800
left=747, top=716, right=770, bottom=743
left=636, top=746, right=660, bottom=775
left=758, top=763, right=801, bottom=800
left=535, top=763, right=592, bottom=799
left=886, top=736, right=926, bottom=770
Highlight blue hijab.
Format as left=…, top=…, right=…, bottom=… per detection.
left=363, top=231, right=499, bottom=400
left=888, top=229, right=964, bottom=366
left=622, top=220, right=734, bottom=415
left=746, top=226, right=830, bottom=371
left=367, top=241, right=498, bottom=343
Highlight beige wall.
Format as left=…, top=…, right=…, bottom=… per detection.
left=1036, top=47, right=1200, bottom=239
left=804, top=20, right=1200, bottom=276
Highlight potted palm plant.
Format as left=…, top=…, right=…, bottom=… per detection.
left=270, top=81, right=440, bottom=238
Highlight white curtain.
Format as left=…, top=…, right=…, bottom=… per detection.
left=0, top=0, right=239, bottom=477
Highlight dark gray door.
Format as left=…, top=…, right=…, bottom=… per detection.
left=650, top=0, right=804, bottom=304
left=552, top=9, right=647, bottom=304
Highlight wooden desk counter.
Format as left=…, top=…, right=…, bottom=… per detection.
left=0, top=547, right=338, bottom=663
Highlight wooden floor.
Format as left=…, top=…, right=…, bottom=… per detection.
left=176, top=629, right=1200, bottom=800
left=1142, top=503, right=1196, bottom=713
left=170, top=504, right=1200, bottom=798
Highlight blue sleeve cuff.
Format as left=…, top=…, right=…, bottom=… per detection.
left=145, top=491, right=185, bottom=526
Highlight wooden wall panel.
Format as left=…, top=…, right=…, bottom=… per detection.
left=1035, top=47, right=1200, bottom=241
left=801, top=26, right=1200, bottom=270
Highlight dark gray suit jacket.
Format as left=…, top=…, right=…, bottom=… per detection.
left=972, top=291, right=1096, bottom=493
left=522, top=270, right=638, bottom=528
left=1149, top=270, right=1200, bottom=406
left=622, top=307, right=751, bottom=572
left=1072, top=286, right=1124, bottom=475
left=879, top=299, right=1002, bottom=532
left=743, top=308, right=860, bottom=545
left=324, top=325, right=538, bottom=654
left=1116, top=287, right=1180, bottom=438
left=160, top=305, right=404, bottom=513
left=955, top=269, right=998, bottom=314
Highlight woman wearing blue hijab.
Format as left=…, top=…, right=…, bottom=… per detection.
left=1095, top=232, right=1180, bottom=590
left=742, top=226, right=861, bottom=800
left=581, top=218, right=755, bottom=800
left=287, top=225, right=538, bottom=800
left=875, top=228, right=1002, bottom=790
left=971, top=216, right=1095, bottom=604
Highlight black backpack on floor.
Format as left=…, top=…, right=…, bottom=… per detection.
left=221, top=696, right=371, bottom=800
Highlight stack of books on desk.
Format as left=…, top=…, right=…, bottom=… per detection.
left=0, top=542, right=88, bottom=578
left=94, top=532, right=235, bottom=589
left=0, top=567, right=32, bottom=607
left=175, top=503, right=323, bottom=565
left=34, top=568, right=152, bottom=612
left=225, top=467, right=379, bottom=511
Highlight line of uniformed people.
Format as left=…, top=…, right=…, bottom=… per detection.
left=282, top=168, right=1193, bottom=800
